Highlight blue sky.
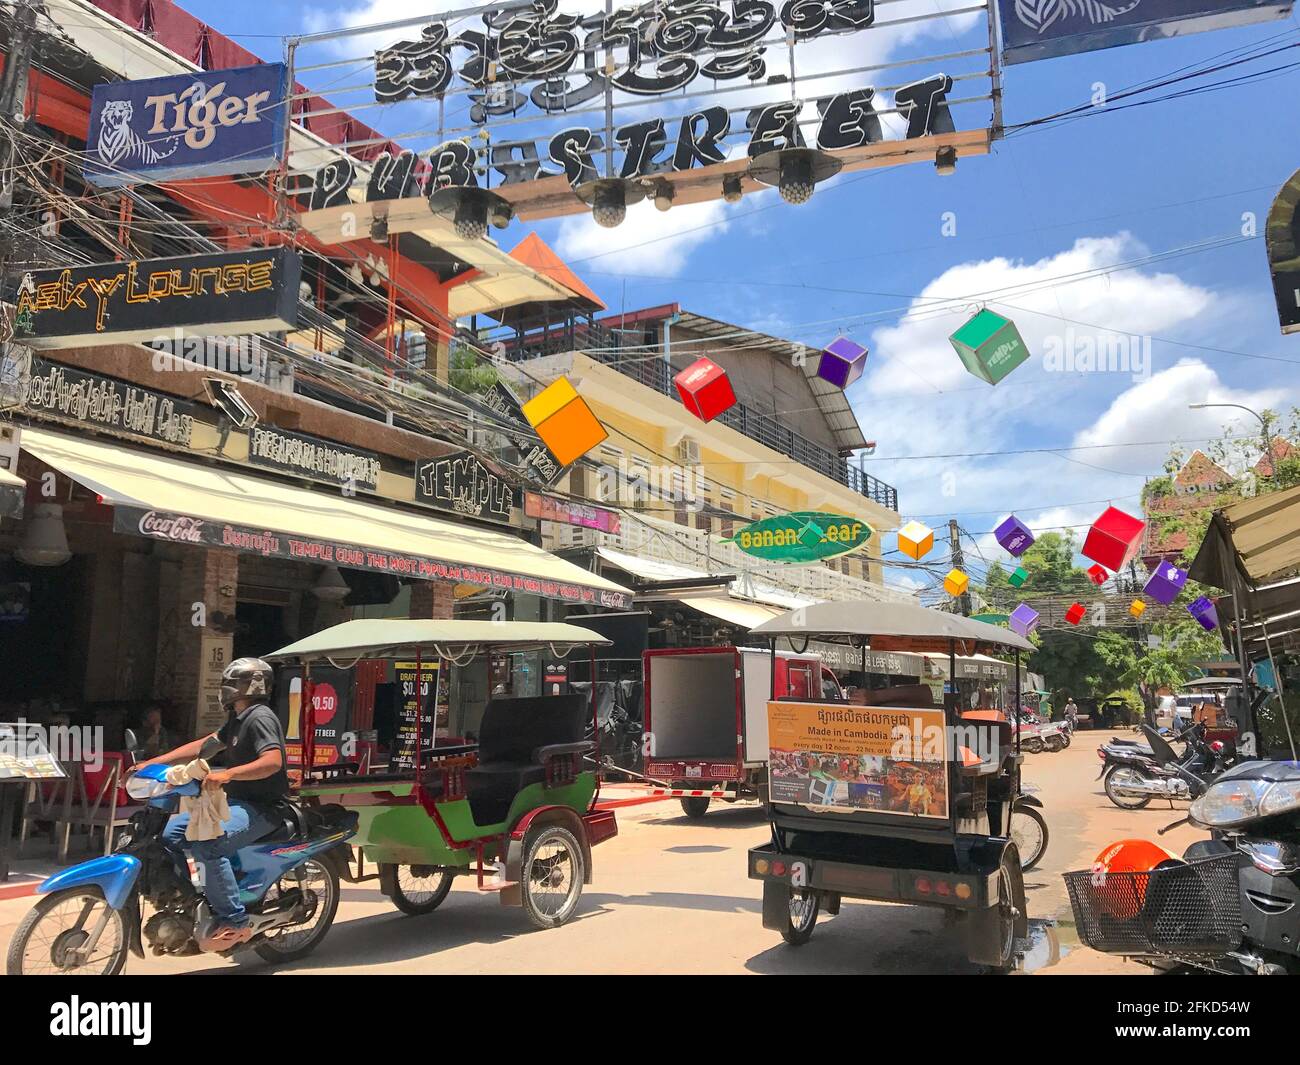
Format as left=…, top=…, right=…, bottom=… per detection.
left=176, top=0, right=1300, bottom=595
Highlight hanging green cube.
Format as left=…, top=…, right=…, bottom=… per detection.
left=948, top=309, right=1031, bottom=385
left=1008, top=565, right=1029, bottom=588
left=797, top=521, right=824, bottom=548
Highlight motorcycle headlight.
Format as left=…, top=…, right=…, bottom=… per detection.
left=1191, top=779, right=1300, bottom=828
left=125, top=775, right=173, bottom=801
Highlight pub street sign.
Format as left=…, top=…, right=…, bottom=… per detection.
left=300, top=0, right=987, bottom=230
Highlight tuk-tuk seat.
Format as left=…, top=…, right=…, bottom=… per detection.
left=465, top=694, right=589, bottom=824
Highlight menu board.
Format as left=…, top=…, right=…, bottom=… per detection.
left=767, top=702, right=948, bottom=819
left=279, top=665, right=353, bottom=769
left=392, top=661, right=443, bottom=771
left=0, top=725, right=66, bottom=781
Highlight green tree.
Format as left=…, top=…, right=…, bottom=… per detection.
left=449, top=342, right=498, bottom=396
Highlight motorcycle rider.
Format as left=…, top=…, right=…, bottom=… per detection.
left=131, top=657, right=289, bottom=948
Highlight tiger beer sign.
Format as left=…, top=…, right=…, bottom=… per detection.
left=84, top=64, right=290, bottom=188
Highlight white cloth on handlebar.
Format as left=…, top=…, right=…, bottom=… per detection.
left=164, top=759, right=231, bottom=842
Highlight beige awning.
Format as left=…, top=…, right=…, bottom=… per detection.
left=1191, top=483, right=1300, bottom=590
left=19, top=428, right=632, bottom=609
left=685, top=597, right=782, bottom=629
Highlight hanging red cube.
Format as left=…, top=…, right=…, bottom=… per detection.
left=1087, top=564, right=1108, bottom=586
left=1065, top=603, right=1086, bottom=625
left=674, top=357, right=737, bottom=423
left=1082, top=506, right=1146, bottom=572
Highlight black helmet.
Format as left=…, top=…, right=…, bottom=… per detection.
left=220, top=657, right=274, bottom=709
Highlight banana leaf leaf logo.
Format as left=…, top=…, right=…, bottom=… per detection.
left=1014, top=0, right=1142, bottom=34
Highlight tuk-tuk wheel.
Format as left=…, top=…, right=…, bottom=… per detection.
left=521, top=824, right=586, bottom=930
left=963, top=848, right=1025, bottom=973
left=782, top=888, right=820, bottom=946
left=680, top=796, right=711, bottom=818
left=1023, top=737, right=1044, bottom=754
left=382, top=864, right=454, bottom=916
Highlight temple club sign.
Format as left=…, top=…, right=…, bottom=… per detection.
left=304, top=0, right=975, bottom=229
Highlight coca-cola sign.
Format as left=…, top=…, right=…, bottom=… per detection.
left=138, top=510, right=204, bottom=543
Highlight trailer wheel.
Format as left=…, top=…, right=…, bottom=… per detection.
left=782, top=888, right=820, bottom=946
left=963, top=848, right=1025, bottom=973
left=680, top=796, right=711, bottom=818
left=521, top=824, right=585, bottom=930
left=382, top=864, right=454, bottom=916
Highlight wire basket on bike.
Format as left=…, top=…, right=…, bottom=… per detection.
left=1063, top=853, right=1241, bottom=956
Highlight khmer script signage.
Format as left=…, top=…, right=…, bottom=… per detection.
left=305, top=0, right=974, bottom=219
left=84, top=63, right=290, bottom=187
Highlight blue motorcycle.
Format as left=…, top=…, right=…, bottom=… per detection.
left=6, top=739, right=357, bottom=975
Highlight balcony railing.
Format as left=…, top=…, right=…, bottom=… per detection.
left=496, top=325, right=899, bottom=513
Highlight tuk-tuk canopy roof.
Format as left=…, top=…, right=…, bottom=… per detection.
left=751, top=600, right=1036, bottom=655
left=266, top=619, right=612, bottom=664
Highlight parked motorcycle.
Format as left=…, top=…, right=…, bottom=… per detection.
left=1066, top=748, right=1300, bottom=973
left=1010, top=786, right=1049, bottom=872
left=1098, top=722, right=1232, bottom=810
left=6, top=738, right=357, bottom=976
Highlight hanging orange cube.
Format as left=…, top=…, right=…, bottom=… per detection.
left=522, top=377, right=608, bottom=467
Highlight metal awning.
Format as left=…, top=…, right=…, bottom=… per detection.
left=0, top=467, right=23, bottom=520
left=595, top=545, right=815, bottom=612
left=19, top=428, right=632, bottom=609
left=752, top=600, right=1035, bottom=655
left=267, top=619, right=611, bottom=663
left=1191, top=483, right=1300, bottom=590
left=684, top=597, right=782, bottom=629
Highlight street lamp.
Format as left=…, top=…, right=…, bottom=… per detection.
left=1188, top=402, right=1274, bottom=474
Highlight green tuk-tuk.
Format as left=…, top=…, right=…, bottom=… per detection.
left=745, top=601, right=1036, bottom=971
left=267, top=619, right=618, bottom=930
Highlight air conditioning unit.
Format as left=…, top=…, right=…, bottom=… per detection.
left=678, top=438, right=700, bottom=465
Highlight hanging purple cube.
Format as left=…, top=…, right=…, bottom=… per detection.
left=1143, top=561, right=1188, bottom=606
left=994, top=514, right=1034, bottom=557
left=816, top=336, right=868, bottom=390
left=1188, top=596, right=1219, bottom=631
left=1009, top=603, right=1040, bottom=638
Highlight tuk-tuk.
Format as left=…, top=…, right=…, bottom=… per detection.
left=267, top=619, right=618, bottom=930
left=745, top=602, right=1036, bottom=971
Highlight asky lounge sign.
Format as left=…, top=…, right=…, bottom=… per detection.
left=307, top=0, right=969, bottom=221
left=12, top=248, right=301, bottom=349
left=415, top=450, right=522, bottom=524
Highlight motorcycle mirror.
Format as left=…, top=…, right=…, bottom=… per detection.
left=199, top=735, right=227, bottom=762
left=123, top=728, right=138, bottom=752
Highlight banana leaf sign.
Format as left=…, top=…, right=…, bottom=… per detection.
left=729, top=512, right=874, bottom=564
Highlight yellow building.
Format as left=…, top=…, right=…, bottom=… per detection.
left=496, top=304, right=908, bottom=615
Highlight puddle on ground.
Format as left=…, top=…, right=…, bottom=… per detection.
left=1015, top=918, right=1071, bottom=973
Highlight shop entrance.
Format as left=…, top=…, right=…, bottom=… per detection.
left=235, top=602, right=289, bottom=661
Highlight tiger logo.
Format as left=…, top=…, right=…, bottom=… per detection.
left=1014, top=0, right=1142, bottom=34
left=94, top=99, right=179, bottom=169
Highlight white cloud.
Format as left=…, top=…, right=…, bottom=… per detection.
left=866, top=233, right=1213, bottom=400
left=555, top=198, right=730, bottom=275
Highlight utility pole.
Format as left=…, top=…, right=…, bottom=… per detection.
left=948, top=519, right=971, bottom=617
left=0, top=0, right=39, bottom=212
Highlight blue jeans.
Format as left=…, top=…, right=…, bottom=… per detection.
left=163, top=800, right=277, bottom=927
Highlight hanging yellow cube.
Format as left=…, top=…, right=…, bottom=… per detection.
left=898, top=520, right=935, bottom=560
left=944, top=569, right=969, bottom=598
left=1129, top=599, right=1146, bottom=619
left=522, top=377, right=608, bottom=467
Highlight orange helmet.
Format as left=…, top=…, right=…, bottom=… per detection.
left=1092, top=839, right=1181, bottom=919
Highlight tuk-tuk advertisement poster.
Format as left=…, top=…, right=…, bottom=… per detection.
left=768, top=702, right=948, bottom=819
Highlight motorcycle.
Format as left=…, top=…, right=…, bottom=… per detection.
left=1066, top=747, right=1300, bottom=973
left=1009, top=786, right=1049, bottom=872
left=6, top=737, right=357, bottom=975
left=1098, top=722, right=1231, bottom=810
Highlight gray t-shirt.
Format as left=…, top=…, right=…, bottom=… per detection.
left=215, top=703, right=289, bottom=804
